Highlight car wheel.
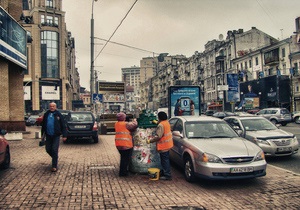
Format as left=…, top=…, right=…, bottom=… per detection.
left=93, top=135, right=99, bottom=143
left=184, top=156, right=196, bottom=182
left=270, top=119, right=277, bottom=125
left=0, top=147, right=10, bottom=169
left=281, top=122, right=287, bottom=126
left=295, top=116, right=300, bottom=124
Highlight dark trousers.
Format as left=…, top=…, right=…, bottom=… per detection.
left=159, top=151, right=172, bottom=178
left=45, top=135, right=60, bottom=168
left=118, top=148, right=133, bottom=176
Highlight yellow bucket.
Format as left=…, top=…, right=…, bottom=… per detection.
left=148, top=168, right=160, bottom=180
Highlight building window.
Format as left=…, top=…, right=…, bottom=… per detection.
left=255, top=57, right=258, bottom=66
left=249, top=60, right=252, bottom=68
left=41, top=15, right=58, bottom=27
left=282, top=48, right=286, bottom=58
left=41, top=31, right=59, bottom=78
left=23, top=0, right=30, bottom=10
left=46, top=0, right=54, bottom=8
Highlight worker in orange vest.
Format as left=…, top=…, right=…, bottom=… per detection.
left=147, top=111, right=173, bottom=180
left=115, top=112, right=138, bottom=177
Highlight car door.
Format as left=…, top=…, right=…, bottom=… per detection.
left=171, top=119, right=184, bottom=164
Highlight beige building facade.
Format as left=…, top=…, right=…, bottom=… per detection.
left=22, top=0, right=79, bottom=114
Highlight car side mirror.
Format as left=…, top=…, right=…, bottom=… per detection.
left=236, top=130, right=243, bottom=136
left=172, top=130, right=183, bottom=138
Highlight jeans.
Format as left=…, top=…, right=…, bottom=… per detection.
left=160, top=151, right=171, bottom=178
left=118, top=148, right=133, bottom=176
left=45, top=135, right=60, bottom=168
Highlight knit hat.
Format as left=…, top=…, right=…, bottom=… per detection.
left=117, top=112, right=126, bottom=121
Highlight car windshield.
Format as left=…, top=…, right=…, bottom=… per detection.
left=68, top=113, right=93, bottom=122
left=185, top=121, right=238, bottom=138
left=241, top=118, right=277, bottom=131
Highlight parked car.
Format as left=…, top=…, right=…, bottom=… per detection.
left=246, top=109, right=260, bottom=114
left=255, top=108, right=292, bottom=126
left=212, top=111, right=236, bottom=119
left=168, top=116, right=267, bottom=182
left=224, top=116, right=299, bottom=157
left=36, top=110, right=70, bottom=126
left=65, top=111, right=98, bottom=143
left=25, top=115, right=39, bottom=126
left=292, top=112, right=300, bottom=124
left=204, top=110, right=216, bottom=116
left=0, top=129, right=10, bottom=169
left=97, top=113, right=133, bottom=134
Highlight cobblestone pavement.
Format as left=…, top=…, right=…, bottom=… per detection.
left=0, top=126, right=299, bottom=210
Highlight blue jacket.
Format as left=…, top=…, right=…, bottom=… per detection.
left=41, top=110, right=67, bottom=137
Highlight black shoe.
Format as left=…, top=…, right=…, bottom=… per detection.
left=159, top=176, right=172, bottom=180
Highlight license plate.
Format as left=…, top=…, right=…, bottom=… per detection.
left=230, top=167, right=254, bottom=173
left=277, top=147, right=292, bottom=152
left=75, top=125, right=86, bottom=128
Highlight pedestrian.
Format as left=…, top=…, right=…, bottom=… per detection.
left=190, top=100, right=195, bottom=115
left=115, top=112, right=138, bottom=177
left=147, top=111, right=173, bottom=180
left=174, top=99, right=181, bottom=116
left=41, top=102, right=67, bottom=172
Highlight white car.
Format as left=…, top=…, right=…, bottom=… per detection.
left=169, top=116, right=267, bottom=182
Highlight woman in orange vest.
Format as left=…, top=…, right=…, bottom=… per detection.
left=115, top=112, right=138, bottom=177
left=147, top=111, right=173, bottom=180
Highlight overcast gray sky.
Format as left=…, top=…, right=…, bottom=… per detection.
left=62, top=0, right=300, bottom=90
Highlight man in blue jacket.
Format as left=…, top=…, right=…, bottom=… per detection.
left=41, top=102, right=67, bottom=172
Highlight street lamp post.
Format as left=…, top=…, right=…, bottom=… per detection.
left=90, top=0, right=98, bottom=110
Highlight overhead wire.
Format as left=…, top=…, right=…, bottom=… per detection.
left=95, top=37, right=158, bottom=55
left=94, top=0, right=139, bottom=62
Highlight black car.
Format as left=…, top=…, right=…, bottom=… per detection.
left=65, top=111, right=99, bottom=143
left=212, top=111, right=236, bottom=119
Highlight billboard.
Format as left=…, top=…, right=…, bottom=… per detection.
left=0, top=6, right=27, bottom=69
left=226, top=73, right=240, bottom=102
left=169, top=86, right=201, bottom=118
left=98, top=81, right=125, bottom=102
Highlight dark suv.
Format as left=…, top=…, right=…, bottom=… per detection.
left=65, top=111, right=99, bottom=143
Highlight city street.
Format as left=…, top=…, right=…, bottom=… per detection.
left=0, top=126, right=299, bottom=210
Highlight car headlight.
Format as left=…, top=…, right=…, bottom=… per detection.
left=254, top=150, right=265, bottom=161
left=255, top=137, right=271, bottom=145
left=201, top=153, right=222, bottom=163
left=292, top=136, right=298, bottom=143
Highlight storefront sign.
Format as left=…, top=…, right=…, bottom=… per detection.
left=42, top=86, right=60, bottom=100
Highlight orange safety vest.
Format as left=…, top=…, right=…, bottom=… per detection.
left=115, top=121, right=133, bottom=148
left=157, top=120, right=173, bottom=151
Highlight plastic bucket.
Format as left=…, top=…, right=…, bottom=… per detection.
left=148, top=168, right=160, bottom=180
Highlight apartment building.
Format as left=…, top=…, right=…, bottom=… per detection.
left=21, top=0, right=80, bottom=114
left=139, top=22, right=300, bottom=112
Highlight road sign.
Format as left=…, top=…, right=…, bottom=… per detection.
left=92, top=94, right=103, bottom=103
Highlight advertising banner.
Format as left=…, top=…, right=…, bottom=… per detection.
left=42, top=86, right=60, bottom=100
left=227, top=73, right=240, bottom=102
left=98, top=81, right=125, bottom=102
left=169, top=86, right=201, bottom=118
left=24, top=86, right=31, bottom=100
left=0, top=6, right=27, bottom=68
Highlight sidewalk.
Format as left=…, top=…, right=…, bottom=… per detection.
left=0, top=126, right=299, bottom=210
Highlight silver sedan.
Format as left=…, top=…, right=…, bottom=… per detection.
left=169, top=116, right=267, bottom=182
left=224, top=116, right=299, bottom=157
